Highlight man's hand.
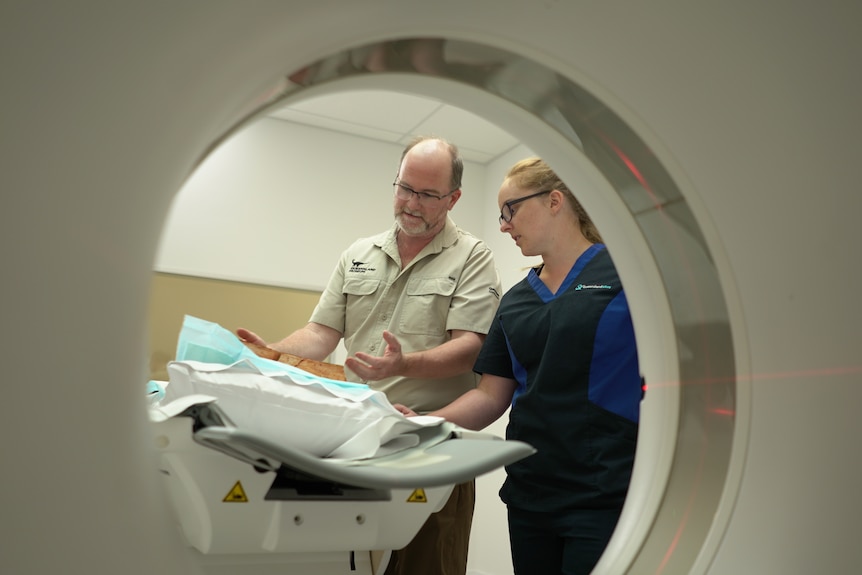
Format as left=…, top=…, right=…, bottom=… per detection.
left=236, top=327, right=267, bottom=347
left=345, top=330, right=406, bottom=381
left=235, top=328, right=281, bottom=361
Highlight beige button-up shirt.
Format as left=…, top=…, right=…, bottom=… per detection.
left=310, top=217, right=501, bottom=412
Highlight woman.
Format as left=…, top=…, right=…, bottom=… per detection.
left=399, top=157, right=642, bottom=574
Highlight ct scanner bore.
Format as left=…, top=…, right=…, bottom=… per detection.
left=216, top=38, right=738, bottom=575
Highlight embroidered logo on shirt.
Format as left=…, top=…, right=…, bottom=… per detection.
left=575, top=283, right=612, bottom=290
left=349, top=259, right=376, bottom=273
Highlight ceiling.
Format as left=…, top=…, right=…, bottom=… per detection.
left=268, top=89, right=521, bottom=165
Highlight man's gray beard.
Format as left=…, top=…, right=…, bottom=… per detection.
left=396, top=211, right=430, bottom=235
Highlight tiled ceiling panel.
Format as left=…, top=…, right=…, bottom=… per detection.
left=268, top=89, right=519, bottom=164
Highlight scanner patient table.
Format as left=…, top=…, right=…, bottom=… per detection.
left=149, top=374, right=534, bottom=574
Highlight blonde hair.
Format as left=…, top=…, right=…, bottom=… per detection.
left=505, top=157, right=603, bottom=243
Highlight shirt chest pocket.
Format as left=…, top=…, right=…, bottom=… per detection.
left=342, top=278, right=381, bottom=328
left=400, top=277, right=457, bottom=336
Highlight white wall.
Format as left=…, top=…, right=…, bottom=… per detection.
left=156, top=117, right=540, bottom=575
left=157, top=118, right=490, bottom=292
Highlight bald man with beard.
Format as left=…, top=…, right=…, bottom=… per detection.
left=238, top=136, right=502, bottom=575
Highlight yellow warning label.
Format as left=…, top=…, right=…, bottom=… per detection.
left=223, top=481, right=248, bottom=502
left=406, top=488, right=427, bottom=503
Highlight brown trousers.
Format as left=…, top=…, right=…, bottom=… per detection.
left=384, top=480, right=475, bottom=575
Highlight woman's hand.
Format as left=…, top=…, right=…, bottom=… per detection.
left=392, top=403, right=418, bottom=417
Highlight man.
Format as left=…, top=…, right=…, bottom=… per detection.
left=238, top=136, right=501, bottom=575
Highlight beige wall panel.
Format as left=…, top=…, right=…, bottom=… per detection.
left=148, top=272, right=321, bottom=380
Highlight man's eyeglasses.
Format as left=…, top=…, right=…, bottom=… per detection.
left=393, top=181, right=458, bottom=204
left=499, top=190, right=551, bottom=225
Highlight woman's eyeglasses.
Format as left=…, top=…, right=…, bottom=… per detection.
left=499, top=190, right=551, bottom=225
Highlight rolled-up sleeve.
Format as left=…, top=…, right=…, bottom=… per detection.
left=445, top=241, right=501, bottom=335
left=309, top=253, right=349, bottom=334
